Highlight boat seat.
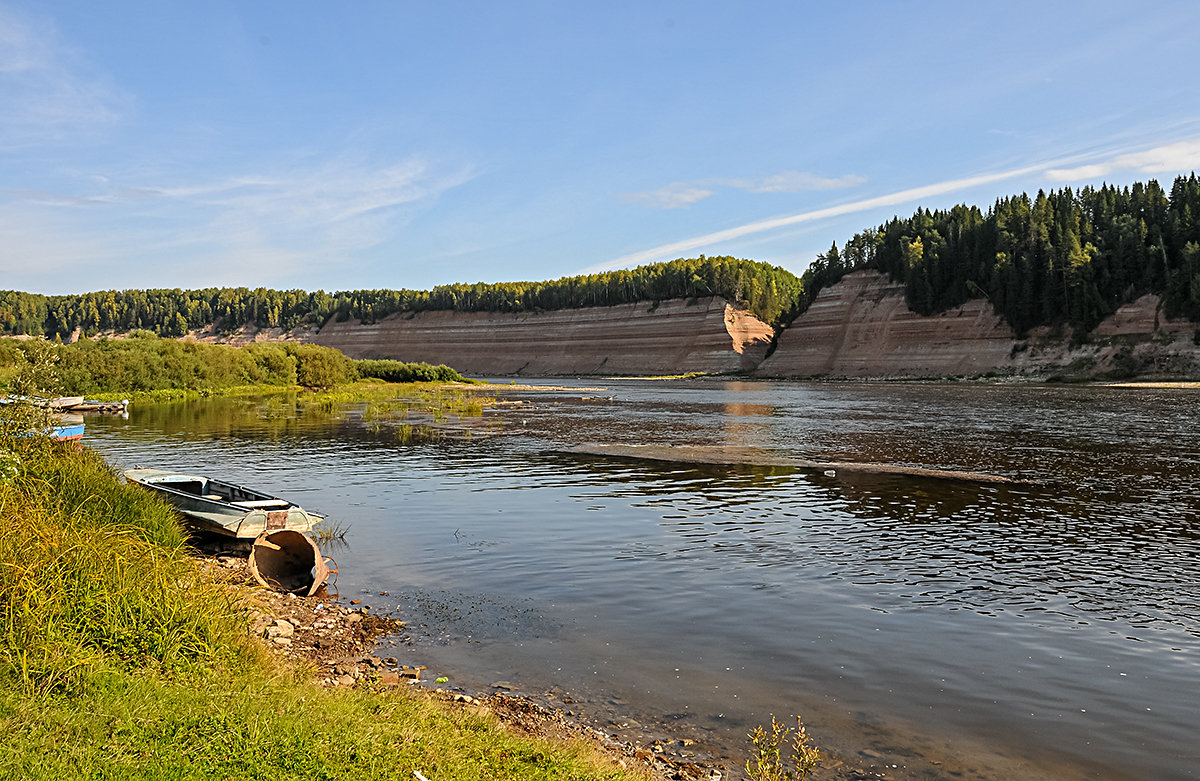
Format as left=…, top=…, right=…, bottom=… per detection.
left=201, top=494, right=224, bottom=501
left=231, top=499, right=291, bottom=509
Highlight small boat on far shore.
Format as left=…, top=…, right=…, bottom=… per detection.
left=50, top=397, right=129, bottom=415
left=124, top=467, right=323, bottom=539
left=49, top=412, right=85, bottom=443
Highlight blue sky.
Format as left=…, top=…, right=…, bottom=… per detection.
left=3, top=1, right=1200, bottom=295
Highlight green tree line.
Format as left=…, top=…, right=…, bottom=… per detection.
left=802, top=173, right=1200, bottom=336
left=0, top=257, right=803, bottom=340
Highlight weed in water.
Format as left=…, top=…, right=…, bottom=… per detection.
left=745, top=715, right=821, bottom=781
left=312, top=518, right=350, bottom=545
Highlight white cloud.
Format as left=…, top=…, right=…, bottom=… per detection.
left=727, top=170, right=867, bottom=193
left=1045, top=139, right=1200, bottom=181
left=0, top=153, right=477, bottom=291
left=622, top=169, right=864, bottom=209
left=0, top=5, right=127, bottom=149
left=621, top=183, right=715, bottom=209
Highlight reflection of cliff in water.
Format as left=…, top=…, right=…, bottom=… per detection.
left=537, top=450, right=1200, bottom=639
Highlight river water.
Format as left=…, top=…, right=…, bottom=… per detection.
left=86, top=381, right=1200, bottom=780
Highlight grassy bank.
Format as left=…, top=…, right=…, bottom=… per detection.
left=0, top=435, right=641, bottom=780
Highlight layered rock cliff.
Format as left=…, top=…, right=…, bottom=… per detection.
left=176, top=271, right=1198, bottom=380
left=757, top=270, right=1200, bottom=379
left=756, top=271, right=1014, bottom=378
left=312, top=297, right=775, bottom=376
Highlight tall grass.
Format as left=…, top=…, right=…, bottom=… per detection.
left=0, top=440, right=245, bottom=694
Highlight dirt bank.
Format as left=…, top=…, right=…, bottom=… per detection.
left=313, top=298, right=774, bottom=377
left=197, top=539, right=726, bottom=780
left=757, top=270, right=1200, bottom=380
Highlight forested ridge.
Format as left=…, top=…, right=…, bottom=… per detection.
left=802, top=173, right=1200, bottom=337
left=4, top=174, right=1200, bottom=341
left=0, top=257, right=802, bottom=339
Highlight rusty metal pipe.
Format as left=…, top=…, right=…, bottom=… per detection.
left=249, top=530, right=329, bottom=596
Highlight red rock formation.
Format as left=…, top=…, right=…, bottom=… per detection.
left=313, top=298, right=774, bottom=376
left=757, top=271, right=1015, bottom=378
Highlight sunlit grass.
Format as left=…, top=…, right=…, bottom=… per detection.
left=0, top=440, right=247, bottom=694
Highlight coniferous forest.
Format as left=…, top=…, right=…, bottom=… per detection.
left=3, top=174, right=1199, bottom=341
left=801, top=174, right=1200, bottom=337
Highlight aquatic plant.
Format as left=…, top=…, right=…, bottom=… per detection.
left=745, top=716, right=821, bottom=781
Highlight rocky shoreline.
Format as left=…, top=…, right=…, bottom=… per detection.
left=197, top=539, right=730, bottom=781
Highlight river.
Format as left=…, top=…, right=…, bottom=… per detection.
left=85, top=380, right=1200, bottom=780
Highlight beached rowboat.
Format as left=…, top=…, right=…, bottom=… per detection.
left=124, top=467, right=323, bottom=539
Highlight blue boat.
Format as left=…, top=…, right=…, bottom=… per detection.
left=49, top=413, right=85, bottom=443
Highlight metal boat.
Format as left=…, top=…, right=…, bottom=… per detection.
left=49, top=412, right=85, bottom=443
left=124, top=467, right=323, bottom=539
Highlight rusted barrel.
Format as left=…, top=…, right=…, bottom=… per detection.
left=249, top=530, right=329, bottom=596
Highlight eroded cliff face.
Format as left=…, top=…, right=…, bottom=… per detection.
left=757, top=271, right=1015, bottom=378
left=757, top=270, right=1200, bottom=379
left=313, top=297, right=775, bottom=376
left=161, top=271, right=1198, bottom=380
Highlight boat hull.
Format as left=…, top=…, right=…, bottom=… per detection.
left=124, top=467, right=321, bottom=539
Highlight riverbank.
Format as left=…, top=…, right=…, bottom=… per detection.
left=0, top=436, right=656, bottom=781
left=197, top=537, right=726, bottom=780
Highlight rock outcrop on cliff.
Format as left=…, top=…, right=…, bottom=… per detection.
left=313, top=297, right=774, bottom=376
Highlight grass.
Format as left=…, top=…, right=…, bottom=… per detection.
left=0, top=426, right=645, bottom=781
left=0, top=672, right=636, bottom=780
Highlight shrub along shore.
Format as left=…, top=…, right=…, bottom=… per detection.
left=0, top=430, right=649, bottom=780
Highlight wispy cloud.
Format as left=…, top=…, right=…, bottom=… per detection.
left=622, top=183, right=715, bottom=209
left=726, top=170, right=867, bottom=193
left=593, top=165, right=1040, bottom=272
left=0, top=5, right=127, bottom=149
left=594, top=136, right=1200, bottom=274
left=621, top=169, right=865, bottom=209
left=1045, top=139, right=1200, bottom=181
left=0, top=154, right=477, bottom=290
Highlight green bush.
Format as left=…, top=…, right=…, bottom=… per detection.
left=285, top=343, right=357, bottom=388
left=356, top=359, right=470, bottom=383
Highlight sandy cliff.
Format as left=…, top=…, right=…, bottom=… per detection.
left=138, top=271, right=1198, bottom=380
left=313, top=297, right=775, bottom=376
left=757, top=270, right=1200, bottom=379
left=757, top=271, right=1015, bottom=378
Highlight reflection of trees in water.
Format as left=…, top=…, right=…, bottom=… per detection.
left=127, top=393, right=502, bottom=445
